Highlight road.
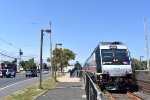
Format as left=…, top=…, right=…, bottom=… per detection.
left=0, top=72, right=51, bottom=98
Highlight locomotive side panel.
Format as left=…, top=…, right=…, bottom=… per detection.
left=95, top=46, right=102, bottom=73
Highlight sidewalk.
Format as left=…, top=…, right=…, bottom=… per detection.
left=36, top=73, right=86, bottom=100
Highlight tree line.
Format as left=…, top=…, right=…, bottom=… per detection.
left=131, top=58, right=147, bottom=70
left=2, top=48, right=148, bottom=71
left=18, top=48, right=76, bottom=71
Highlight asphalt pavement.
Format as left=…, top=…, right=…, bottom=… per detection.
left=36, top=70, right=86, bottom=100
left=0, top=72, right=51, bottom=98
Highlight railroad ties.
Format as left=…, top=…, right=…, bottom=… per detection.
left=105, top=91, right=143, bottom=100
left=136, top=79, right=150, bottom=93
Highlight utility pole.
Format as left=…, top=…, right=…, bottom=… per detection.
left=39, top=29, right=44, bottom=89
left=19, top=49, right=23, bottom=69
left=144, top=17, right=150, bottom=70
left=54, top=43, right=62, bottom=82
left=49, top=22, right=53, bottom=77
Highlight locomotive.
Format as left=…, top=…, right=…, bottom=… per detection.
left=83, top=41, right=136, bottom=90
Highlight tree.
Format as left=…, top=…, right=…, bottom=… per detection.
left=47, top=58, right=50, bottom=62
left=24, top=58, right=36, bottom=70
left=74, top=61, right=82, bottom=69
left=11, top=58, right=17, bottom=64
left=61, top=49, right=75, bottom=71
left=48, top=48, right=76, bottom=72
left=19, top=61, right=25, bottom=68
left=43, top=63, right=48, bottom=69
left=131, top=58, right=146, bottom=70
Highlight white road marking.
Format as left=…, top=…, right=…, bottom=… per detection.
left=0, top=78, right=32, bottom=91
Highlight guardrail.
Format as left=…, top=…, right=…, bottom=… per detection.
left=83, top=71, right=105, bottom=100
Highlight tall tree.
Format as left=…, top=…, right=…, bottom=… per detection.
left=48, top=48, right=76, bottom=72
left=24, top=58, right=36, bottom=70
left=131, top=58, right=146, bottom=70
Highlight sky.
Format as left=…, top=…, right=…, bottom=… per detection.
left=0, top=0, right=150, bottom=65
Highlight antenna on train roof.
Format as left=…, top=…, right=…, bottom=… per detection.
left=143, top=17, right=150, bottom=70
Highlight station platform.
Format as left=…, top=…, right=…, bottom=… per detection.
left=36, top=73, right=86, bottom=100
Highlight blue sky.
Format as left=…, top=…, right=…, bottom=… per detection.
left=0, top=0, right=150, bottom=65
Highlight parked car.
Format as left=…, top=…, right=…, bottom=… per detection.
left=25, top=69, right=38, bottom=77
left=0, top=69, right=16, bottom=78
left=43, top=69, right=49, bottom=74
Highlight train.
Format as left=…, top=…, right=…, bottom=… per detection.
left=83, top=41, right=137, bottom=90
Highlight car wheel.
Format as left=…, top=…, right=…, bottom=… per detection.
left=14, top=74, right=16, bottom=77
left=7, top=74, right=10, bottom=78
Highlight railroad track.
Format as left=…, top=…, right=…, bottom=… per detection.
left=105, top=91, right=143, bottom=100
left=136, top=79, right=150, bottom=93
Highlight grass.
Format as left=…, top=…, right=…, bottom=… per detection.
left=2, top=76, right=60, bottom=100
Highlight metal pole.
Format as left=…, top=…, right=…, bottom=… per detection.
left=49, top=22, right=53, bottom=77
left=144, top=17, right=150, bottom=70
left=54, top=44, right=57, bottom=82
left=19, top=49, right=21, bottom=70
left=54, top=43, right=62, bottom=82
left=39, top=29, right=43, bottom=89
left=140, top=56, right=144, bottom=70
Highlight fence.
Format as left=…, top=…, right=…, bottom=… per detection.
left=83, top=71, right=105, bottom=100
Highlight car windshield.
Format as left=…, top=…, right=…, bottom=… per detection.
left=101, top=49, right=130, bottom=65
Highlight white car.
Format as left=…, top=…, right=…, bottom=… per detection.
left=0, top=70, right=3, bottom=78
left=43, top=69, right=49, bottom=74
left=5, top=69, right=16, bottom=78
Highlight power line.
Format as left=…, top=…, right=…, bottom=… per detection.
left=0, top=37, right=20, bottom=50
left=0, top=52, right=19, bottom=59
left=1, top=22, right=48, bottom=25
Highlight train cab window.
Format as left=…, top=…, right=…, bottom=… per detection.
left=101, top=49, right=130, bottom=65
left=101, top=49, right=113, bottom=65
left=114, top=49, right=130, bottom=65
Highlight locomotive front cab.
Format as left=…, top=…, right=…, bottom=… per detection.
left=98, top=43, right=134, bottom=90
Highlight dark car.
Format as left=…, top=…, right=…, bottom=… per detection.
left=25, top=69, right=38, bottom=77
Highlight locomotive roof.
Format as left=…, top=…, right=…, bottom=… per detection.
left=100, top=41, right=125, bottom=45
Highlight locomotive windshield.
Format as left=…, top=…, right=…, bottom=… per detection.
left=101, top=49, right=130, bottom=65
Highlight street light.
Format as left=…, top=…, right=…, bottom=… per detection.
left=43, top=22, right=53, bottom=77
left=54, top=43, right=62, bottom=82
left=38, top=28, right=51, bottom=89
left=43, top=28, right=52, bottom=74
